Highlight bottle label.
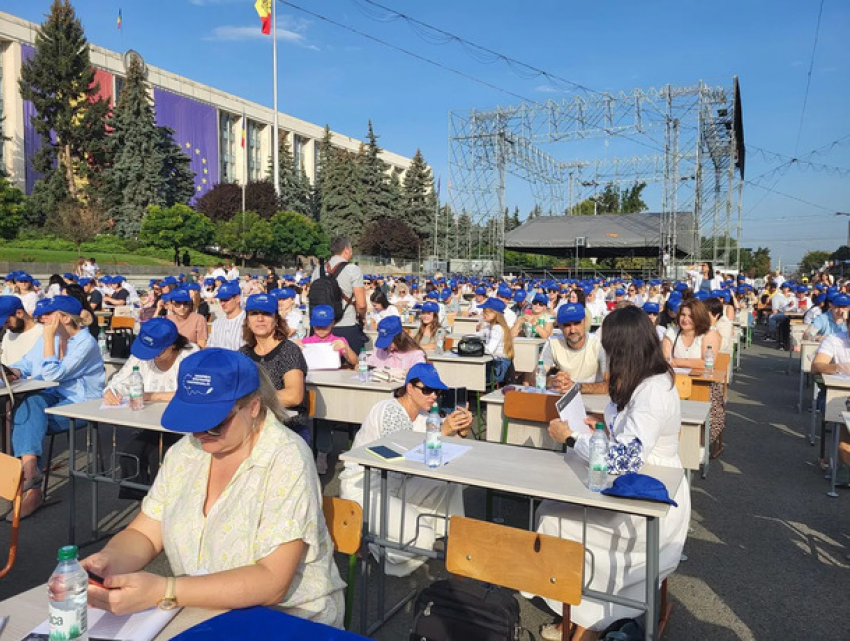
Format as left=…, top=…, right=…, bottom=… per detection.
left=49, top=602, right=87, bottom=640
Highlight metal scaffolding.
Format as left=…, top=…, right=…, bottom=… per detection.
left=448, top=78, right=744, bottom=276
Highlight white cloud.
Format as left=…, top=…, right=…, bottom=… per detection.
left=206, top=22, right=319, bottom=50
left=188, top=0, right=243, bottom=5
left=535, top=84, right=560, bottom=94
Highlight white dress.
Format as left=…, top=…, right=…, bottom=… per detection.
left=536, top=373, right=690, bottom=630
left=339, top=398, right=464, bottom=577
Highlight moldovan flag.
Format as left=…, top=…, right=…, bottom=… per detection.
left=254, top=0, right=271, bottom=35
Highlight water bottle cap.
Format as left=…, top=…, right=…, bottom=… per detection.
left=132, top=366, right=140, bottom=371
left=57, top=544, right=78, bottom=561
left=595, top=422, right=605, bottom=430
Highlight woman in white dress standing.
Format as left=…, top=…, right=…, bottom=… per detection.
left=536, top=306, right=690, bottom=640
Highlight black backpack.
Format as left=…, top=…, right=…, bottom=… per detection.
left=308, top=258, right=351, bottom=323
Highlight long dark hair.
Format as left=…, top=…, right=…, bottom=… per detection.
left=600, top=306, right=673, bottom=411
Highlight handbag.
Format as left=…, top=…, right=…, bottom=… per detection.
left=454, top=335, right=486, bottom=358
left=108, top=328, right=135, bottom=359
left=409, top=578, right=527, bottom=641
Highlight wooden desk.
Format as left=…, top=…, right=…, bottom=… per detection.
left=342, top=430, right=680, bottom=640
left=306, top=369, right=398, bottom=424
left=451, top=316, right=479, bottom=335
left=687, top=369, right=726, bottom=402
left=427, top=352, right=493, bottom=392
left=512, top=336, right=545, bottom=373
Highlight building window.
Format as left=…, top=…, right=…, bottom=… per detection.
left=292, top=134, right=303, bottom=171
left=219, top=112, right=236, bottom=183
left=247, top=120, right=263, bottom=182
left=114, top=75, right=125, bottom=103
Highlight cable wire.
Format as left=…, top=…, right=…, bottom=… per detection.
left=793, top=0, right=825, bottom=155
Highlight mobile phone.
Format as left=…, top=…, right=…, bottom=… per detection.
left=87, top=569, right=106, bottom=588
left=440, top=387, right=468, bottom=415
left=367, top=445, right=403, bottom=461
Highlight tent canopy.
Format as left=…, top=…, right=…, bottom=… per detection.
left=504, top=212, right=695, bottom=258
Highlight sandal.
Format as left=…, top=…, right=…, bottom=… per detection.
left=7, top=474, right=44, bottom=522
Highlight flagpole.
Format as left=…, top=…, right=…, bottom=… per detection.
left=272, top=0, right=280, bottom=197
left=242, top=107, right=247, bottom=215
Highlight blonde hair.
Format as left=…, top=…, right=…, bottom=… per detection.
left=487, top=310, right=514, bottom=360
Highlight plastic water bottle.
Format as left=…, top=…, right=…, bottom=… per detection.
left=296, top=318, right=306, bottom=340
left=358, top=349, right=370, bottom=382
left=535, top=359, right=547, bottom=390
left=435, top=328, right=445, bottom=355
left=425, top=403, right=442, bottom=468
left=97, top=328, right=108, bottom=358
left=588, top=422, right=609, bottom=492
left=129, top=366, right=144, bottom=411
left=48, top=545, right=89, bottom=641
left=704, top=345, right=715, bottom=374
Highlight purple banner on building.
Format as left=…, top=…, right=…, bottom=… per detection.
left=21, top=44, right=44, bottom=195
left=153, top=88, right=218, bottom=200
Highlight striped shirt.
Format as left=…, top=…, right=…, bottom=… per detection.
left=207, top=310, right=246, bottom=351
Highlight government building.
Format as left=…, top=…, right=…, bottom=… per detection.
left=0, top=10, right=413, bottom=197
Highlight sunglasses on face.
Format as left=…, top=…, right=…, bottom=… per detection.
left=202, top=409, right=238, bottom=437
left=413, top=383, right=439, bottom=395
left=172, top=300, right=191, bottom=307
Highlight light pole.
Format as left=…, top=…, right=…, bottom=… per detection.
left=837, top=212, right=850, bottom=248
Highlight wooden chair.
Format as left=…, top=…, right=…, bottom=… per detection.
left=110, top=315, right=136, bottom=330
left=322, top=496, right=362, bottom=630
left=0, top=453, right=23, bottom=578
left=446, top=516, right=583, bottom=641
left=443, top=336, right=454, bottom=352
left=501, top=390, right=559, bottom=444
left=674, top=374, right=692, bottom=400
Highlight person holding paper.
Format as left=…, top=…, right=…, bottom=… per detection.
left=540, top=303, right=608, bottom=395
left=239, top=294, right=310, bottom=444
left=83, top=349, right=346, bottom=627
left=533, top=306, right=689, bottom=641
left=339, top=363, right=472, bottom=577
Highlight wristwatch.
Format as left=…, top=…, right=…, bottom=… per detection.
left=565, top=435, right=577, bottom=448
left=158, top=576, right=178, bottom=610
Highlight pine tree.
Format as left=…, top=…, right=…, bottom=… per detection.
left=310, top=125, right=333, bottom=222
left=401, top=148, right=436, bottom=242
left=356, top=120, right=394, bottom=226
left=268, top=133, right=311, bottom=216
left=388, top=167, right=404, bottom=220
left=19, top=0, right=109, bottom=203
left=156, top=126, right=195, bottom=208
left=320, top=148, right=365, bottom=245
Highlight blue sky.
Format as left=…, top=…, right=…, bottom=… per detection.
left=6, top=0, right=850, bottom=269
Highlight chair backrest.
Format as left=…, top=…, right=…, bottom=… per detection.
left=307, top=389, right=316, bottom=417
left=322, top=496, right=362, bottom=556
left=674, top=374, right=692, bottom=400
left=446, top=516, right=583, bottom=606
left=714, top=352, right=731, bottom=376
left=111, top=315, right=136, bottom=330
left=443, top=337, right=455, bottom=352
left=503, top=390, right=559, bottom=423
left=0, top=453, right=22, bottom=579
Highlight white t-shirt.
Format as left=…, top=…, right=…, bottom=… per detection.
left=816, top=332, right=850, bottom=364
left=369, top=305, right=400, bottom=329
left=107, top=345, right=199, bottom=397
left=1, top=323, right=44, bottom=366
left=540, top=332, right=606, bottom=383
left=478, top=323, right=506, bottom=358
left=17, top=291, right=40, bottom=317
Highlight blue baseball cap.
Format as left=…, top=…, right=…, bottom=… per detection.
left=557, top=303, right=585, bottom=325
left=0, top=296, right=23, bottom=326
left=169, top=289, right=191, bottom=303
left=667, top=297, right=681, bottom=313
left=531, top=293, right=548, bottom=305
left=426, top=290, right=439, bottom=300
left=376, top=315, right=403, bottom=349
left=203, top=278, right=215, bottom=287
left=78, top=278, right=92, bottom=287
left=513, top=290, right=527, bottom=302
left=475, top=286, right=487, bottom=296
left=245, top=294, right=277, bottom=315
left=831, top=294, right=850, bottom=307
left=693, top=291, right=708, bottom=301
left=674, top=282, right=688, bottom=292
left=643, top=302, right=660, bottom=314
left=161, top=276, right=177, bottom=287
left=601, top=473, right=678, bottom=506
left=132, top=318, right=179, bottom=360
left=795, top=285, right=808, bottom=293
left=33, top=298, right=52, bottom=318
left=615, top=288, right=626, bottom=297
left=62, top=272, right=75, bottom=280
left=112, top=275, right=126, bottom=283
left=16, top=273, right=32, bottom=284
left=440, top=289, right=451, bottom=300
left=404, top=362, right=448, bottom=390
left=497, top=285, right=512, bottom=299
left=216, top=281, right=241, bottom=300
left=479, top=298, right=506, bottom=314
left=47, top=295, right=82, bottom=317
left=421, top=301, right=440, bottom=314
left=275, top=288, right=296, bottom=300
left=162, top=349, right=260, bottom=433
left=186, top=283, right=201, bottom=292
left=310, top=305, right=335, bottom=327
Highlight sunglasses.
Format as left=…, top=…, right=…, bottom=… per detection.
left=172, top=300, right=191, bottom=307
left=413, top=383, right=439, bottom=395
left=532, top=301, right=545, bottom=305
left=202, top=409, right=238, bottom=437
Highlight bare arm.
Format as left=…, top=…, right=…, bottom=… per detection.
left=353, top=285, right=367, bottom=320
left=278, top=368, right=305, bottom=408
left=811, top=352, right=840, bottom=375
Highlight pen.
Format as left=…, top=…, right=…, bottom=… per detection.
left=391, top=442, right=408, bottom=451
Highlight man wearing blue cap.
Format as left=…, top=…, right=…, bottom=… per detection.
left=805, top=294, right=849, bottom=341
left=540, top=303, right=608, bottom=395
left=207, top=281, right=246, bottom=351
left=0, top=296, right=43, bottom=366
left=103, top=276, right=130, bottom=306
left=466, top=286, right=488, bottom=318
left=765, top=281, right=794, bottom=342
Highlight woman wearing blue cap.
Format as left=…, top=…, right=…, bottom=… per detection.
left=368, top=315, right=426, bottom=370
left=476, top=298, right=514, bottom=383
left=413, top=301, right=443, bottom=350
left=535, top=307, right=690, bottom=640
left=512, top=292, right=554, bottom=339
left=83, top=349, right=346, bottom=626
left=339, top=363, right=472, bottom=576
left=7, top=296, right=105, bottom=518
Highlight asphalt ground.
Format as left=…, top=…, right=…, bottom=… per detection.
left=1, top=328, right=848, bottom=639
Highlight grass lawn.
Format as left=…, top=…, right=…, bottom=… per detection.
left=0, top=247, right=173, bottom=267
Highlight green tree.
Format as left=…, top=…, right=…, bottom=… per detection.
left=320, top=148, right=364, bottom=244
left=359, top=216, right=420, bottom=260
left=800, top=250, right=831, bottom=275
left=19, top=0, right=109, bottom=202
left=270, top=210, right=327, bottom=262
left=740, top=246, right=771, bottom=277
left=216, top=211, right=274, bottom=262
left=620, top=182, right=648, bottom=213
left=140, top=204, right=214, bottom=259
left=0, top=176, right=25, bottom=240
left=401, top=148, right=436, bottom=241
left=47, top=200, right=107, bottom=255
left=24, top=169, right=67, bottom=227
left=357, top=121, right=394, bottom=226
left=310, top=125, right=333, bottom=222
left=269, top=133, right=311, bottom=216
left=832, top=246, right=850, bottom=262
left=156, top=126, right=195, bottom=209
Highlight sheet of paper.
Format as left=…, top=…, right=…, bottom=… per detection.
left=100, top=398, right=130, bottom=410
left=404, top=442, right=470, bottom=465
left=31, top=604, right=180, bottom=641
left=302, top=343, right=341, bottom=371
left=672, top=368, right=692, bottom=375
left=556, top=383, right=586, bottom=431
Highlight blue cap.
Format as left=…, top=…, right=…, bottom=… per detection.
left=16, top=273, right=32, bottom=284
left=615, top=288, right=626, bottom=297
left=557, top=303, right=585, bottom=325
left=216, top=281, right=241, bottom=300
left=426, top=290, right=439, bottom=300
left=781, top=281, right=794, bottom=290
left=376, top=315, right=403, bottom=349
left=816, top=293, right=827, bottom=304
left=440, top=289, right=451, bottom=300
left=203, top=278, right=215, bottom=287
left=79, top=278, right=93, bottom=287
left=244, top=294, right=277, bottom=315
left=132, top=318, right=179, bottom=360
left=532, top=293, right=548, bottom=305
left=404, top=362, right=448, bottom=390
left=310, top=305, right=335, bottom=327
left=178, top=273, right=185, bottom=279
left=796, top=285, right=808, bottom=293
left=479, top=298, right=506, bottom=314
left=192, top=267, right=199, bottom=272
left=168, top=289, right=191, bottom=303
left=33, top=298, right=52, bottom=318
left=101, top=275, right=113, bottom=284
left=112, top=275, right=126, bottom=283
left=832, top=294, right=850, bottom=307
left=421, top=301, right=440, bottom=314
left=667, top=298, right=681, bottom=313
left=161, top=349, right=260, bottom=433
left=0, top=296, right=23, bottom=326
left=693, top=291, right=709, bottom=301
left=674, top=282, right=688, bottom=292
left=215, top=275, right=227, bottom=283
left=643, top=302, right=660, bottom=314
left=601, top=473, right=678, bottom=506
left=475, top=286, right=487, bottom=296
left=186, top=283, right=201, bottom=292
left=497, top=285, right=512, bottom=298
left=275, top=288, right=296, bottom=300
left=47, top=295, right=83, bottom=316
left=161, top=276, right=177, bottom=287
left=513, top=290, right=526, bottom=302
left=62, top=272, right=75, bottom=280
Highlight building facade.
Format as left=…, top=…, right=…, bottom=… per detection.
left=0, top=10, right=413, bottom=197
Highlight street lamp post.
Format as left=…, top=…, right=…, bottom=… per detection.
left=838, top=212, right=850, bottom=248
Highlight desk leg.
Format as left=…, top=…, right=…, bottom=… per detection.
left=809, top=381, right=820, bottom=446
left=90, top=421, right=100, bottom=539
left=377, top=470, right=389, bottom=622
left=701, top=417, right=711, bottom=480
left=68, top=418, right=77, bottom=545
left=359, top=467, right=371, bottom=635
left=3, top=397, right=11, bottom=454
left=828, top=422, right=840, bottom=498
left=645, top=516, right=660, bottom=641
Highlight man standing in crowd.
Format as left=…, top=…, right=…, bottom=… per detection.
left=206, top=281, right=246, bottom=350
left=311, top=236, right=368, bottom=354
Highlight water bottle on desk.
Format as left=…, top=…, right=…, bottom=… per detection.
left=358, top=349, right=370, bottom=382
left=535, top=359, right=547, bottom=391
left=128, top=366, right=144, bottom=411
left=425, top=403, right=442, bottom=468
left=97, top=328, right=108, bottom=359
left=704, top=346, right=715, bottom=374
left=435, top=328, right=445, bottom=355
left=48, top=545, right=89, bottom=641
left=587, top=422, right=609, bottom=492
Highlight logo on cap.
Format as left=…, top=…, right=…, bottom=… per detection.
left=183, top=373, right=215, bottom=395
